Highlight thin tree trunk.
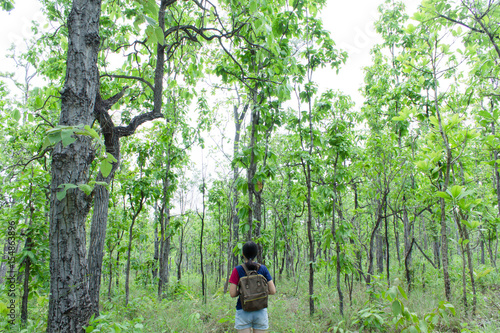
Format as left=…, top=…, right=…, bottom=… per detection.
left=433, top=59, right=452, bottom=302
left=199, top=179, right=207, bottom=304
left=376, top=231, right=384, bottom=274
left=405, top=238, right=414, bottom=291
left=158, top=148, right=172, bottom=299
left=384, top=206, right=390, bottom=285
left=403, top=201, right=412, bottom=284
left=232, top=103, right=247, bottom=268
left=366, top=193, right=387, bottom=285
left=125, top=193, right=144, bottom=306
left=153, top=206, right=159, bottom=280
left=107, top=247, right=113, bottom=301
left=332, top=196, right=344, bottom=316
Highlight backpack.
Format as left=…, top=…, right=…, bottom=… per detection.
left=238, top=263, right=269, bottom=312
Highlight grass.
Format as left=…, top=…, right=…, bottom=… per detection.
left=1, top=267, right=499, bottom=332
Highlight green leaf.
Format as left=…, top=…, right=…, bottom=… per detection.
left=100, top=159, right=113, bottom=178
left=56, top=188, right=67, bottom=201
left=48, top=131, right=62, bottom=145
left=478, top=110, right=493, bottom=120
left=387, top=286, right=397, bottom=300
left=144, top=15, right=156, bottom=26
left=42, top=136, right=52, bottom=150
left=154, top=26, right=164, bottom=45
left=392, top=300, right=402, bottom=316
left=146, top=26, right=157, bottom=45
left=408, top=325, right=418, bottom=333
left=435, top=191, right=450, bottom=199
left=249, top=0, right=257, bottom=12
left=0, top=301, right=7, bottom=315
left=78, top=184, right=93, bottom=195
left=443, top=302, right=456, bottom=316
left=61, top=129, right=76, bottom=147
left=450, top=185, right=462, bottom=199
left=84, top=125, right=100, bottom=140
left=398, top=285, right=408, bottom=300
left=12, top=109, right=21, bottom=121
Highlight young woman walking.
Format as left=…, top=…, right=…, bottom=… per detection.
left=229, top=241, right=276, bottom=332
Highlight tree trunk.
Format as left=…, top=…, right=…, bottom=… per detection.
left=21, top=234, right=33, bottom=326
left=47, top=0, right=102, bottom=330
left=107, top=247, right=114, bottom=301
left=125, top=194, right=144, bottom=306
left=433, top=240, right=441, bottom=269
left=158, top=151, right=172, bottom=299
left=376, top=232, right=384, bottom=274
left=433, top=62, right=452, bottom=302
left=153, top=222, right=159, bottom=280
left=403, top=202, right=412, bottom=280
left=393, top=216, right=401, bottom=265
left=332, top=197, right=344, bottom=316
left=247, top=100, right=259, bottom=241
left=384, top=207, right=390, bottom=285
left=366, top=193, right=387, bottom=285
left=88, top=163, right=118, bottom=316
left=199, top=181, right=207, bottom=304
left=177, top=224, right=184, bottom=281
left=405, top=238, right=414, bottom=291
left=232, top=103, right=247, bottom=268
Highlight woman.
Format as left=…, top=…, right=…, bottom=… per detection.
left=229, top=241, right=277, bottom=333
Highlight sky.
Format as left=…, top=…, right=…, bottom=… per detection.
left=0, top=0, right=423, bottom=103
left=0, top=0, right=423, bottom=183
left=318, top=0, right=422, bottom=103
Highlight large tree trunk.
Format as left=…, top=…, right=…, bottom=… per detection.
left=47, top=0, right=101, bottom=331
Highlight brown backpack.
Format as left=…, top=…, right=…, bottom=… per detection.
left=238, top=263, right=269, bottom=312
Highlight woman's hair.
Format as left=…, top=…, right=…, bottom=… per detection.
left=242, top=241, right=259, bottom=270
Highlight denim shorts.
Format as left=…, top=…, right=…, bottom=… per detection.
left=234, top=308, right=268, bottom=330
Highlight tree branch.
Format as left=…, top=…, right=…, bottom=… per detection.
left=101, top=73, right=154, bottom=92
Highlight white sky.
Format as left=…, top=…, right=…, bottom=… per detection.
left=0, top=0, right=423, bottom=185
left=0, top=0, right=423, bottom=103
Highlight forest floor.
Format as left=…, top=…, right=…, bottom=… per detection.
left=5, top=269, right=500, bottom=332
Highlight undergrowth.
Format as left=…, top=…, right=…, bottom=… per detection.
left=0, top=268, right=499, bottom=332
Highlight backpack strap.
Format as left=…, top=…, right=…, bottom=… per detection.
left=241, top=263, right=250, bottom=276
left=241, top=262, right=261, bottom=276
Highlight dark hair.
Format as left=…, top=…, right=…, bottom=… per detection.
left=243, top=241, right=259, bottom=270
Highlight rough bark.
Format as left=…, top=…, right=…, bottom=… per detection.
left=88, top=92, right=122, bottom=316
left=88, top=0, right=168, bottom=313
left=47, top=0, right=101, bottom=330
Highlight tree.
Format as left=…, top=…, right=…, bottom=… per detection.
left=46, top=0, right=101, bottom=330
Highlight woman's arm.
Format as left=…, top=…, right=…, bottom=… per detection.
left=268, top=280, right=276, bottom=295
left=229, top=283, right=239, bottom=297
